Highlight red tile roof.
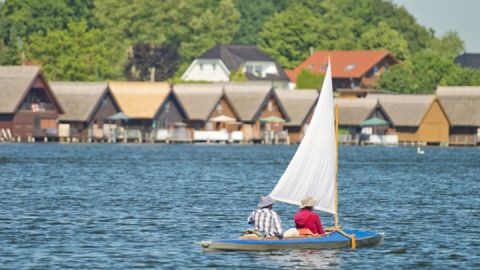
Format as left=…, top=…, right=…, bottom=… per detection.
left=288, top=50, right=399, bottom=82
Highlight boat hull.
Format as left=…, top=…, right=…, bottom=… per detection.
left=201, top=230, right=384, bottom=252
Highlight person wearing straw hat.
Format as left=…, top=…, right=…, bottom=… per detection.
left=294, top=196, right=325, bottom=235
left=247, top=195, right=283, bottom=237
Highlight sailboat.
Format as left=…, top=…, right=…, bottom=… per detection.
left=200, top=60, right=384, bottom=251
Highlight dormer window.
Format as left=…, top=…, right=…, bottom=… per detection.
left=254, top=66, right=263, bottom=77
left=345, top=64, right=356, bottom=71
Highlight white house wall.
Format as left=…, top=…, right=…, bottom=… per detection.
left=243, top=61, right=278, bottom=78
left=181, top=59, right=230, bottom=82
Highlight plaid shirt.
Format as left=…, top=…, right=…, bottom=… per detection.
left=247, top=208, right=283, bottom=237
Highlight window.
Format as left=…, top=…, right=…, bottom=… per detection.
left=165, top=102, right=171, bottom=113
left=268, top=101, right=273, bottom=112
left=200, top=64, right=203, bottom=71
left=216, top=104, right=223, bottom=112
left=345, top=64, right=356, bottom=71
left=254, top=66, right=263, bottom=77
left=246, top=65, right=253, bottom=73
left=212, top=64, right=216, bottom=71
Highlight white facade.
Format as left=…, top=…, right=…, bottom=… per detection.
left=243, top=61, right=279, bottom=78
left=181, top=59, right=230, bottom=82
left=181, top=59, right=281, bottom=82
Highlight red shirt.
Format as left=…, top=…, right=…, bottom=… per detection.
left=294, top=209, right=324, bottom=235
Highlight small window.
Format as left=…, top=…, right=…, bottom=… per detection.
left=246, top=65, right=253, bottom=73
left=255, top=66, right=262, bottom=76
left=216, top=104, right=223, bottom=112
left=165, top=102, right=171, bottom=112
left=345, top=64, right=356, bottom=71
left=268, top=101, right=273, bottom=112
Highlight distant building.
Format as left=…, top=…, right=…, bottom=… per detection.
left=173, top=83, right=239, bottom=131
left=275, top=90, right=318, bottom=144
left=181, top=45, right=290, bottom=88
left=0, top=66, right=64, bottom=142
left=369, top=94, right=450, bottom=145
left=335, top=98, right=394, bottom=144
left=224, top=83, right=290, bottom=141
left=436, top=86, right=480, bottom=146
left=454, top=53, right=480, bottom=69
left=50, top=82, right=121, bottom=141
left=286, top=50, right=399, bottom=89
left=109, top=81, right=185, bottom=141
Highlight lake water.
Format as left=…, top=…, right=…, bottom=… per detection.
left=0, top=144, right=479, bottom=269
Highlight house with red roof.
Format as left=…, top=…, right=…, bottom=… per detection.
left=286, top=50, right=399, bottom=90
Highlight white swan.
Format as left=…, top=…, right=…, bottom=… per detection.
left=417, top=146, right=425, bottom=155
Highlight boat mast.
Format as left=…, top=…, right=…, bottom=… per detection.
left=334, top=104, right=339, bottom=228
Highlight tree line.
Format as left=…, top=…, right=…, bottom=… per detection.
left=1, top=0, right=479, bottom=92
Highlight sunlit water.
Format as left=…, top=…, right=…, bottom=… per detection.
left=0, top=144, right=478, bottom=269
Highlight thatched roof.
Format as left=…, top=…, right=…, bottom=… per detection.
left=275, top=90, right=318, bottom=126
left=224, top=84, right=275, bottom=121
left=0, top=66, right=64, bottom=113
left=173, top=84, right=223, bottom=120
left=50, top=82, right=110, bottom=122
left=109, top=81, right=170, bottom=119
left=334, top=98, right=379, bottom=126
left=436, top=86, right=480, bottom=126
left=368, top=94, right=435, bottom=127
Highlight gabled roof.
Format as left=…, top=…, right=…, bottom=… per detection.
left=367, top=94, right=435, bottom=127
left=455, top=53, right=480, bottom=69
left=224, top=83, right=289, bottom=122
left=436, top=86, right=480, bottom=126
left=109, top=81, right=170, bottom=119
left=173, top=84, right=224, bottom=121
left=197, top=45, right=289, bottom=81
left=334, top=98, right=382, bottom=126
left=0, top=66, right=63, bottom=114
left=275, top=90, right=318, bottom=126
left=50, top=82, right=112, bottom=122
left=287, top=50, right=399, bottom=82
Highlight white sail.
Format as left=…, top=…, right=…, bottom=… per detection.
left=270, top=60, right=337, bottom=214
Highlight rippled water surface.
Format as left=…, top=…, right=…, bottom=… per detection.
left=0, top=144, right=479, bottom=269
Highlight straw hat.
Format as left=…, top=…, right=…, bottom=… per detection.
left=300, top=196, right=316, bottom=209
left=257, top=195, right=275, bottom=208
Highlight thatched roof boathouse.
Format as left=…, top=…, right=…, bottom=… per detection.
left=0, top=66, right=64, bottom=142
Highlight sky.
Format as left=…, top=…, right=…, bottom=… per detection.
left=392, top=0, right=480, bottom=52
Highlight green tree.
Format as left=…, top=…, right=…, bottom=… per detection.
left=378, top=51, right=457, bottom=93
left=125, top=42, right=180, bottom=81
left=232, top=0, right=289, bottom=44
left=177, top=0, right=240, bottom=73
left=230, top=65, right=247, bottom=82
left=360, top=22, right=409, bottom=60
left=440, top=66, right=480, bottom=86
left=0, top=0, right=95, bottom=64
left=429, top=31, right=465, bottom=60
left=296, top=69, right=325, bottom=89
left=26, top=20, right=120, bottom=81
left=94, top=0, right=240, bottom=77
left=258, top=4, right=323, bottom=69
